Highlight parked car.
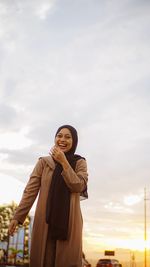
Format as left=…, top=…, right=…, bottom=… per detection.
left=82, top=262, right=91, bottom=267
left=96, top=258, right=122, bottom=267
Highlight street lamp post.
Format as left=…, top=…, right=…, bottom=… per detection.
left=144, top=187, right=149, bottom=267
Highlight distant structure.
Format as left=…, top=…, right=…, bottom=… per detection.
left=0, top=201, right=31, bottom=265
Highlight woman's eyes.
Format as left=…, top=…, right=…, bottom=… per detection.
left=66, top=136, right=71, bottom=139
left=57, top=134, right=71, bottom=139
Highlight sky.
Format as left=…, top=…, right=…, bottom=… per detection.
left=0, top=0, right=150, bottom=263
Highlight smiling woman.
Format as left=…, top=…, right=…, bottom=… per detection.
left=8, top=124, right=88, bottom=267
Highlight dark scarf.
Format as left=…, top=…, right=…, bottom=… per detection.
left=45, top=125, right=88, bottom=240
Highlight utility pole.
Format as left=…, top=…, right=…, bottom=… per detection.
left=144, top=187, right=148, bottom=267
left=131, top=251, right=135, bottom=267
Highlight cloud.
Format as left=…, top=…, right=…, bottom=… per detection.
left=0, top=173, right=37, bottom=212
left=0, top=0, right=56, bottom=20
left=0, top=127, right=32, bottom=150
left=0, top=173, right=25, bottom=204
left=35, top=1, right=55, bottom=19
left=123, top=194, right=142, bottom=206
left=0, top=103, right=19, bottom=131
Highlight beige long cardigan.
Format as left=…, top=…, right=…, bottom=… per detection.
left=13, top=156, right=88, bottom=267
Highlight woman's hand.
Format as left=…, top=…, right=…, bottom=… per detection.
left=8, top=219, right=18, bottom=236
left=50, top=146, right=66, bottom=164
left=49, top=146, right=70, bottom=170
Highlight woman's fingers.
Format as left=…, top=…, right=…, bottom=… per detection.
left=8, top=220, right=18, bottom=236
left=49, top=146, right=66, bottom=164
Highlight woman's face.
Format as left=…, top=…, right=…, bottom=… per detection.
left=55, top=128, right=73, bottom=153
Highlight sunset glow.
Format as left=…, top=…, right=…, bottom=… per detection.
left=83, top=236, right=150, bottom=252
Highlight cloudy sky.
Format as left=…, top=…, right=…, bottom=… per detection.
left=0, top=0, right=150, bottom=262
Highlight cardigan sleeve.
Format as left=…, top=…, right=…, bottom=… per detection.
left=61, top=158, right=88, bottom=193
left=13, top=158, right=45, bottom=224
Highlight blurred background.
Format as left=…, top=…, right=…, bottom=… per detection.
left=0, top=0, right=150, bottom=266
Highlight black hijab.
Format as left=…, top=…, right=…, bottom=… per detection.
left=46, top=125, right=87, bottom=240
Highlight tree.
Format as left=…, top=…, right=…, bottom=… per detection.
left=0, top=202, right=17, bottom=242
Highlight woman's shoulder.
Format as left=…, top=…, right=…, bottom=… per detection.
left=75, top=157, right=87, bottom=169
left=39, top=155, right=51, bottom=161
left=39, top=155, right=56, bottom=169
